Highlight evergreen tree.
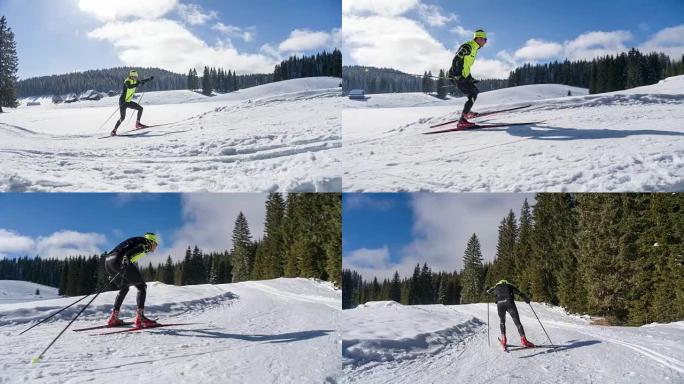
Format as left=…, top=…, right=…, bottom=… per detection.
left=437, top=69, right=447, bottom=99
left=231, top=212, right=253, bottom=282
left=0, top=16, right=19, bottom=112
left=389, top=271, right=401, bottom=303
left=162, top=256, right=174, bottom=284
left=202, top=66, right=211, bottom=96
left=460, top=234, right=484, bottom=304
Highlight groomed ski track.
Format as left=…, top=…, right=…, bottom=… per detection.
left=342, top=301, right=684, bottom=383
left=0, top=278, right=341, bottom=383
left=342, top=76, right=684, bottom=192
left=0, top=77, right=342, bottom=192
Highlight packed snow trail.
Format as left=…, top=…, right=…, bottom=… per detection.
left=342, top=301, right=684, bottom=383
left=0, top=77, right=342, bottom=192
left=342, top=77, right=684, bottom=192
left=0, top=278, right=341, bottom=383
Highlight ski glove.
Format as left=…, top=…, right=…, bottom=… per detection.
left=122, top=256, right=130, bottom=266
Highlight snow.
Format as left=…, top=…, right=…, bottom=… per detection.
left=342, top=77, right=684, bottom=192
left=0, top=278, right=340, bottom=383
left=0, top=281, right=59, bottom=304
left=342, top=301, right=684, bottom=383
left=1, top=77, right=342, bottom=192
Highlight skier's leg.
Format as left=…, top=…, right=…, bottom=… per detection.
left=497, top=301, right=507, bottom=335
left=113, top=285, right=130, bottom=310
left=128, top=102, right=143, bottom=122
left=112, top=104, right=126, bottom=133
left=456, top=80, right=479, bottom=118
left=507, top=302, right=526, bottom=337
left=105, top=255, right=128, bottom=310
left=122, top=263, right=146, bottom=309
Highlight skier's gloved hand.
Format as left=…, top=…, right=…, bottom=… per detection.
left=122, top=256, right=130, bottom=266
left=524, top=296, right=530, bottom=304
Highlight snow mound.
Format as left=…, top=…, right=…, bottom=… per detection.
left=344, top=83, right=588, bottom=109
left=0, top=280, right=59, bottom=304
left=343, top=302, right=484, bottom=366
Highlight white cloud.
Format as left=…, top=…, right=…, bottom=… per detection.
left=417, top=3, right=457, bottom=27
left=35, top=230, right=107, bottom=259
left=88, top=19, right=278, bottom=74
left=78, top=0, right=178, bottom=22
left=212, top=23, right=256, bottom=43
left=563, top=30, right=632, bottom=60
left=639, top=24, right=684, bottom=59
left=344, top=194, right=535, bottom=280
left=344, top=14, right=452, bottom=75
left=515, top=39, right=563, bottom=60
left=177, top=3, right=217, bottom=26
left=153, top=194, right=267, bottom=265
left=279, top=29, right=331, bottom=52
left=0, top=229, right=34, bottom=257
left=450, top=25, right=473, bottom=40
left=342, top=0, right=419, bottom=17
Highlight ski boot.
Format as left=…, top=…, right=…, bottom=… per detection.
left=107, top=309, right=124, bottom=327
left=463, top=111, right=479, bottom=119
left=456, top=118, right=477, bottom=130
left=110, top=128, right=118, bottom=136
left=134, top=308, right=159, bottom=328
left=521, top=336, right=535, bottom=348
left=499, top=335, right=507, bottom=347
left=135, top=121, right=149, bottom=130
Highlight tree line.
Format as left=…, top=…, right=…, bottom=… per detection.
left=274, top=49, right=342, bottom=81
left=0, top=193, right=342, bottom=296
left=509, top=49, right=684, bottom=94
left=344, top=193, right=684, bottom=326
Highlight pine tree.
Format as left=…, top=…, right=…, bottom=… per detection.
left=202, top=66, right=211, bottom=96
left=231, top=212, right=253, bottom=282
left=0, top=16, right=19, bottom=112
left=437, top=274, right=448, bottom=304
left=460, top=234, right=484, bottom=304
left=162, top=256, right=174, bottom=284
left=437, top=69, right=447, bottom=99
left=389, top=271, right=401, bottom=302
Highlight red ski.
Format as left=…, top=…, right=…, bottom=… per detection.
left=423, top=121, right=544, bottom=135
left=95, top=322, right=202, bottom=335
left=73, top=322, right=133, bottom=332
left=429, top=104, right=533, bottom=128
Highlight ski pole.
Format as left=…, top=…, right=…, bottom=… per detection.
left=31, top=270, right=123, bottom=364
left=96, top=105, right=120, bottom=131
left=20, top=293, right=90, bottom=335
left=487, top=301, right=490, bottom=346
left=528, top=302, right=554, bottom=347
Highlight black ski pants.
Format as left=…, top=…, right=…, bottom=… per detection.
left=114, top=101, right=143, bottom=129
left=104, top=254, right=146, bottom=310
left=497, top=299, right=526, bottom=337
left=454, top=78, right=479, bottom=116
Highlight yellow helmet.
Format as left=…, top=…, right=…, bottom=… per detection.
left=474, top=30, right=487, bottom=40
left=129, top=70, right=139, bottom=78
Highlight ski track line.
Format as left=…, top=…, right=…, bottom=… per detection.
left=546, top=321, right=684, bottom=374
left=244, top=282, right=339, bottom=310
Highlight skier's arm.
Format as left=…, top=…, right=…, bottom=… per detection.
left=451, top=44, right=472, bottom=79
left=125, top=240, right=150, bottom=263
left=124, top=80, right=138, bottom=89
left=512, top=285, right=530, bottom=303
left=462, top=53, right=475, bottom=78
left=485, top=286, right=494, bottom=294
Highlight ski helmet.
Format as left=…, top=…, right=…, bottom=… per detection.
left=496, top=279, right=509, bottom=286
left=144, top=232, right=159, bottom=244
left=129, top=70, right=139, bottom=78
left=473, top=30, right=487, bottom=40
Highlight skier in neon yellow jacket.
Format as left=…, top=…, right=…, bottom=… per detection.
left=448, top=30, right=488, bottom=129
left=104, top=233, right=160, bottom=328
left=111, top=70, right=154, bottom=136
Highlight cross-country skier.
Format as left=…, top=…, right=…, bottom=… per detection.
left=105, top=233, right=160, bottom=328
left=448, top=30, right=487, bottom=130
left=486, top=279, right=535, bottom=348
left=110, top=70, right=154, bottom=136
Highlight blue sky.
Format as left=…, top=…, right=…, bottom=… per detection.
left=0, top=193, right=267, bottom=265
left=342, top=0, right=684, bottom=78
left=1, top=0, right=341, bottom=79
left=343, top=193, right=535, bottom=280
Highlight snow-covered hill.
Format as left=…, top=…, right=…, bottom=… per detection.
left=0, top=280, right=59, bottom=304
left=0, top=278, right=341, bottom=383
left=342, top=301, right=684, bottom=383
left=342, top=76, right=684, bottom=192
left=1, top=77, right=342, bottom=192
